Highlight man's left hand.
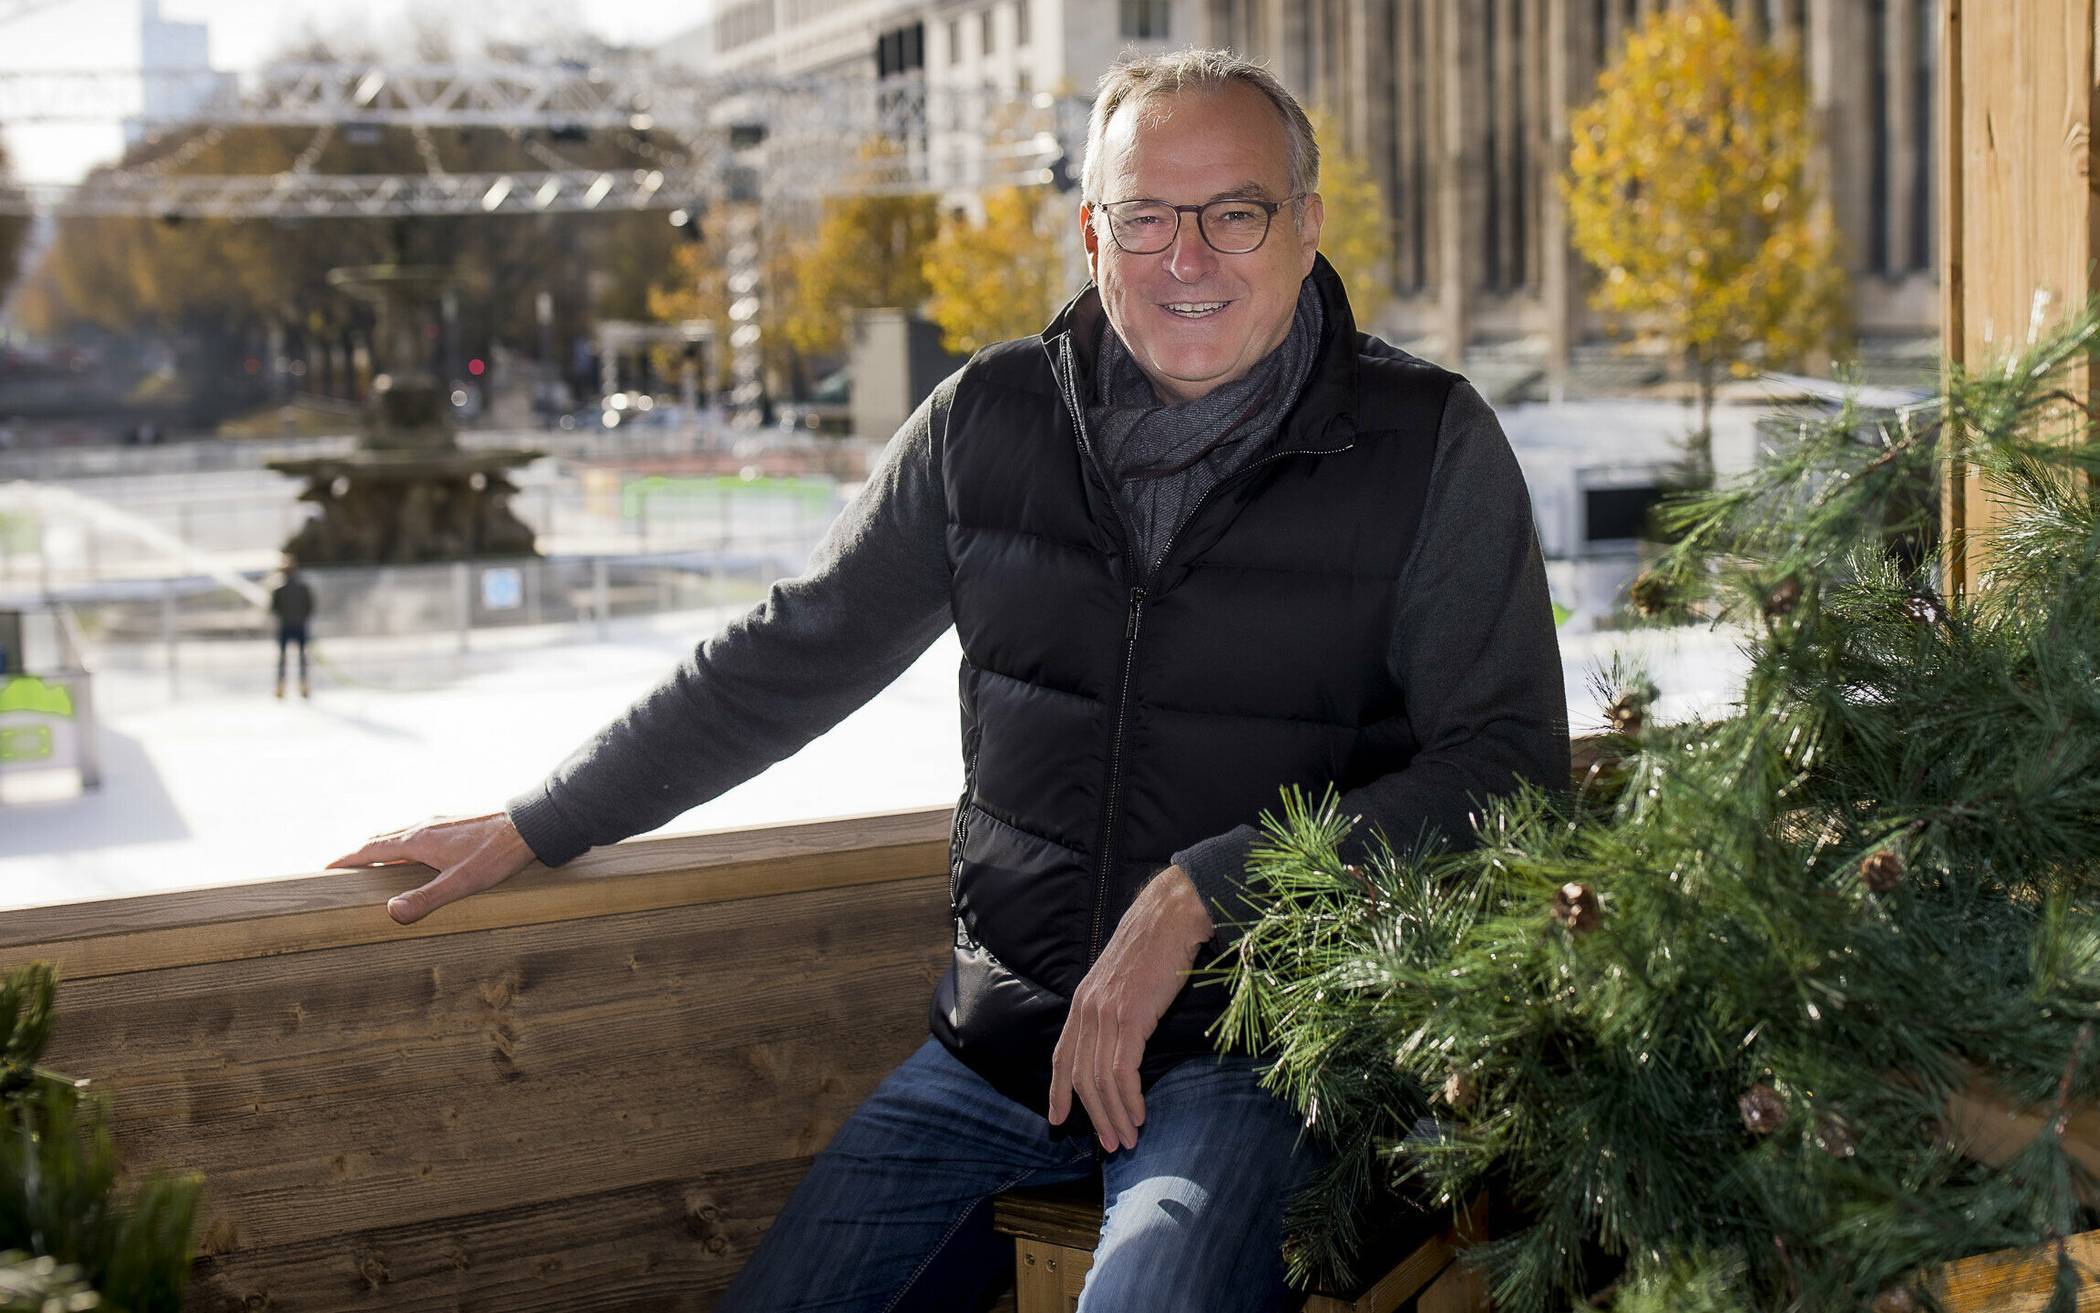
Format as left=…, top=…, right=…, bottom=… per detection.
left=1048, top=864, right=1216, bottom=1152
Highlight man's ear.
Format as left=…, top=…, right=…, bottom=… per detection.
left=1297, top=192, right=1325, bottom=273
left=1080, top=202, right=1100, bottom=282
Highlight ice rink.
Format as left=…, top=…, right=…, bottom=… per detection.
left=0, top=605, right=1751, bottom=912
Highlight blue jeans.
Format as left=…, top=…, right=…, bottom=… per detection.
left=718, top=1035, right=1332, bottom=1313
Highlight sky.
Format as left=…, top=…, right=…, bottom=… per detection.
left=1, top=0, right=715, bottom=184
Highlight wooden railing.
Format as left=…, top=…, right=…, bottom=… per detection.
left=9, top=789, right=2100, bottom=1311
left=1, top=807, right=955, bottom=1312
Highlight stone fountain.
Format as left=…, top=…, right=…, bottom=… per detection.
left=269, top=265, right=542, bottom=564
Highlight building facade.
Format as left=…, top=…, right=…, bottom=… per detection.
left=665, top=0, right=1938, bottom=370
left=663, top=0, right=1202, bottom=199
left=677, top=0, right=1202, bottom=91
left=1194, top=0, right=1939, bottom=368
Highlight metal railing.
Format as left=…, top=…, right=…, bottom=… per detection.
left=0, top=423, right=884, bottom=483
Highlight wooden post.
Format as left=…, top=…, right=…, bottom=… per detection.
left=1939, top=0, right=1968, bottom=602
left=1938, top=0, right=2100, bottom=602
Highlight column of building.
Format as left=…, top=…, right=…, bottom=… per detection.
left=1200, top=0, right=1939, bottom=382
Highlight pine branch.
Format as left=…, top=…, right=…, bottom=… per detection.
left=0, top=964, right=204, bottom=1313
left=1220, top=290, right=2100, bottom=1311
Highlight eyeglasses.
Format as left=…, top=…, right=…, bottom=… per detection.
left=1094, top=194, right=1305, bottom=255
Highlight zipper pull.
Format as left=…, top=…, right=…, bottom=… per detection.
left=1126, top=587, right=1145, bottom=638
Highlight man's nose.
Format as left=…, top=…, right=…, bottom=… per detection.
left=1164, top=211, right=1218, bottom=282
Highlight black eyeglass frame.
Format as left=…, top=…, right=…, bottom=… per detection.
left=1091, top=193, right=1307, bottom=255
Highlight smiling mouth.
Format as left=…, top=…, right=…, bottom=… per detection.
left=1160, top=300, right=1232, bottom=319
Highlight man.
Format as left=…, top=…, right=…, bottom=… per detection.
left=270, top=554, right=314, bottom=699
left=329, top=49, right=1568, bottom=1313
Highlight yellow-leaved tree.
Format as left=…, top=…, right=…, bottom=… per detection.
left=1562, top=0, right=1849, bottom=484
left=777, top=191, right=941, bottom=358
left=923, top=186, right=1068, bottom=355
left=1304, top=108, right=1393, bottom=330
left=645, top=216, right=809, bottom=397
left=773, top=138, right=941, bottom=359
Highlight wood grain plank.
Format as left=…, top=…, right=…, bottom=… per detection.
left=1932, top=1229, right=2100, bottom=1312
left=48, top=878, right=949, bottom=1259
left=1414, top=1256, right=1491, bottom=1313
left=1, top=807, right=952, bottom=980
left=1012, top=1239, right=1074, bottom=1313
left=1944, top=1066, right=2100, bottom=1207
left=1939, top=0, right=1967, bottom=605
left=185, top=1158, right=815, bottom=1313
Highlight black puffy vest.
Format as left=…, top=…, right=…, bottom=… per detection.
left=928, top=255, right=1458, bottom=1139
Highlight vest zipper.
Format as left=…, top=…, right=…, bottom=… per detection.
left=1057, top=336, right=1149, bottom=965
left=1090, top=583, right=1145, bottom=961
left=950, top=727, right=981, bottom=916
left=1051, top=332, right=1355, bottom=965
left=1087, top=438, right=1355, bottom=961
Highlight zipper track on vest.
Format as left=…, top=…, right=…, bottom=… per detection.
left=1090, top=583, right=1145, bottom=961
left=1054, top=334, right=1356, bottom=965
left=1057, top=337, right=1142, bottom=965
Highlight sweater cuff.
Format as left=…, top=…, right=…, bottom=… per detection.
left=1172, top=824, right=1264, bottom=951
left=504, top=783, right=592, bottom=869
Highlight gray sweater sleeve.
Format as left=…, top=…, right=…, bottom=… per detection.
left=1170, top=378, right=1572, bottom=951
left=503, top=376, right=959, bottom=867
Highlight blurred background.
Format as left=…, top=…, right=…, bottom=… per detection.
left=0, top=0, right=1933, bottom=906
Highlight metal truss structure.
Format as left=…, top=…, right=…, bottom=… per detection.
left=0, top=64, right=1082, bottom=217
left=0, top=61, right=705, bottom=130
left=0, top=52, right=1086, bottom=425
left=6, top=167, right=704, bottom=219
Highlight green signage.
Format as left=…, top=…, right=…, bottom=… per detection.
left=0, top=725, right=52, bottom=763
left=0, top=675, right=73, bottom=718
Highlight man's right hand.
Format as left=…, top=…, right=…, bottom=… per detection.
left=327, top=811, right=539, bottom=925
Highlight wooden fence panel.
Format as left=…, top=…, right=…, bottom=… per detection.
left=2, top=808, right=957, bottom=1312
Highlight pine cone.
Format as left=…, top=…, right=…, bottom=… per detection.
left=1629, top=571, right=1670, bottom=618
left=1763, top=576, right=1803, bottom=618
left=1902, top=590, right=1944, bottom=627
left=1813, top=1112, right=1857, bottom=1159
left=1738, top=1082, right=1788, bottom=1134
left=1439, top=1069, right=1477, bottom=1112
left=1552, top=882, right=1602, bottom=935
left=1872, top=1286, right=1918, bottom=1313
left=1860, top=849, right=1905, bottom=893
left=1607, top=692, right=1645, bottom=736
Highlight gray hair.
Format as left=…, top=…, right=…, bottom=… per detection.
left=1081, top=49, right=1320, bottom=219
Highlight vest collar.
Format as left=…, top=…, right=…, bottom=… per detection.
left=1038, top=250, right=1362, bottom=450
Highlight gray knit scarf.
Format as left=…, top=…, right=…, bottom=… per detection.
left=1086, top=274, right=1324, bottom=578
